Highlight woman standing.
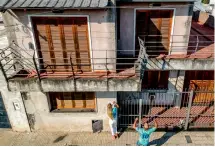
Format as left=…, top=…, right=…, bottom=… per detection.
left=107, top=101, right=119, bottom=140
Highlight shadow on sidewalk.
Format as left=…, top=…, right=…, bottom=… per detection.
left=148, top=130, right=181, bottom=146
left=53, top=134, right=68, bottom=143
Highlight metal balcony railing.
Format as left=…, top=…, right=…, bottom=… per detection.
left=0, top=34, right=214, bottom=82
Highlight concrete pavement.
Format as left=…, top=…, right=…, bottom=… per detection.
left=0, top=129, right=214, bottom=146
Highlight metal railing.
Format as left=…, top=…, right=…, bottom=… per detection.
left=137, top=34, right=214, bottom=56
left=117, top=90, right=214, bottom=130
left=0, top=34, right=214, bottom=81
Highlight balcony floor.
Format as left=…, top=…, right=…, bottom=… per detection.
left=22, top=67, right=137, bottom=80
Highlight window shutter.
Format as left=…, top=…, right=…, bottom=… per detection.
left=85, top=92, right=96, bottom=109
left=49, top=92, right=95, bottom=110
left=55, top=92, right=64, bottom=109
left=135, top=10, right=173, bottom=55
left=63, top=92, right=73, bottom=108
left=190, top=80, right=214, bottom=103
left=32, top=17, right=91, bottom=73
left=73, top=93, right=85, bottom=108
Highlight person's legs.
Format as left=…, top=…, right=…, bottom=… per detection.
left=109, top=119, right=115, bottom=139
left=136, top=141, right=140, bottom=146
left=112, top=120, right=118, bottom=138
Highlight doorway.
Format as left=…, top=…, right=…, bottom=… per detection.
left=0, top=93, right=11, bottom=128
left=135, top=9, right=174, bottom=56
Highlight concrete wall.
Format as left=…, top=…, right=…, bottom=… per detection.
left=0, top=13, right=8, bottom=48
left=168, top=71, right=185, bottom=92
left=0, top=70, right=30, bottom=132
left=119, top=2, right=193, bottom=55
left=168, top=71, right=185, bottom=107
left=22, top=91, right=116, bottom=132
left=8, top=78, right=140, bottom=92
left=2, top=9, right=116, bottom=71
left=0, top=14, right=30, bottom=132
left=137, top=58, right=214, bottom=70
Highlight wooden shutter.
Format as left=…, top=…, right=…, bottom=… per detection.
left=85, top=92, right=96, bottom=109
left=63, top=92, right=73, bottom=108
left=136, top=10, right=173, bottom=55
left=32, top=17, right=91, bottom=73
left=73, top=93, right=84, bottom=108
left=160, top=10, right=173, bottom=51
left=189, top=80, right=214, bottom=103
left=74, top=18, right=91, bottom=72
left=55, top=92, right=64, bottom=109
left=49, top=92, right=95, bottom=110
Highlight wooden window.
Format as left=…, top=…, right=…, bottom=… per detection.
left=142, top=71, right=169, bottom=89
left=49, top=92, right=96, bottom=112
left=32, top=17, right=91, bottom=73
left=136, top=10, right=173, bottom=56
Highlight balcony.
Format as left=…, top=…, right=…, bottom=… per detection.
left=0, top=30, right=214, bottom=92
left=0, top=43, right=140, bottom=92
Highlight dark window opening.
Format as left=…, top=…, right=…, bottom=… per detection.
left=142, top=71, right=169, bottom=89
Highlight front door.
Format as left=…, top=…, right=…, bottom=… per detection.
left=0, top=92, right=11, bottom=128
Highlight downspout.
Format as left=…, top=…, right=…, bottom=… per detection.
left=20, top=92, right=32, bottom=132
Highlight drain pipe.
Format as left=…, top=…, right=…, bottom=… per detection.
left=21, top=92, right=33, bottom=132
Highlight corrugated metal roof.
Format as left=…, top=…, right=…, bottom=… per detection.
left=0, top=0, right=109, bottom=9
left=117, top=0, right=196, bottom=2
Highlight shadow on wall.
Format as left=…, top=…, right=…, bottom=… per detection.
left=117, top=10, right=169, bottom=72
left=193, top=10, right=214, bottom=28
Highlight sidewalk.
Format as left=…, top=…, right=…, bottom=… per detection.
left=0, top=129, right=214, bottom=146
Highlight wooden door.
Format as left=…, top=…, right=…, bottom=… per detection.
left=136, top=10, right=173, bottom=55
left=32, top=17, right=91, bottom=73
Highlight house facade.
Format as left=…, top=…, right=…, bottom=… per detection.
left=0, top=0, right=214, bottom=132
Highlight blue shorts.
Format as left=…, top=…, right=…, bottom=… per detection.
left=136, top=141, right=148, bottom=146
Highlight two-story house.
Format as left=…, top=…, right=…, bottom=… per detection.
left=0, top=0, right=214, bottom=132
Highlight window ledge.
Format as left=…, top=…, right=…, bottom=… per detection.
left=51, top=108, right=96, bottom=113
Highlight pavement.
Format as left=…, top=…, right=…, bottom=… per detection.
left=0, top=129, right=214, bottom=146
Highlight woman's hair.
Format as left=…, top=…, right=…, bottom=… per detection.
left=107, top=103, right=113, bottom=119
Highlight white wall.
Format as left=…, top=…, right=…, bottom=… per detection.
left=23, top=91, right=117, bottom=132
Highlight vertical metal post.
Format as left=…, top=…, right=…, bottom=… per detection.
left=138, top=92, right=142, bottom=128
left=92, top=49, right=94, bottom=71
left=0, top=61, right=8, bottom=83
left=185, top=90, right=194, bottom=130
left=105, top=50, right=109, bottom=91
left=69, top=53, right=75, bottom=79
left=194, top=35, right=199, bottom=53
left=33, top=53, right=41, bottom=82
left=106, top=50, right=108, bottom=78
left=70, top=53, right=76, bottom=91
